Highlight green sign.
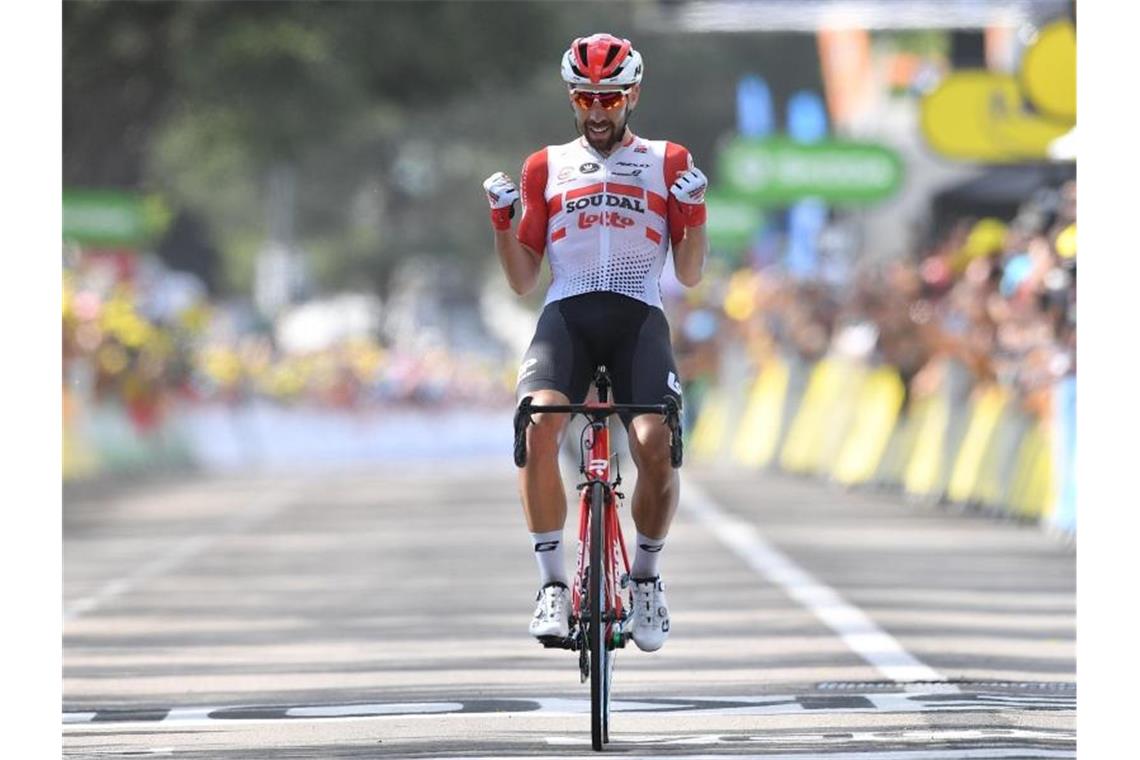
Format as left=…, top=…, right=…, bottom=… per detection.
left=705, top=192, right=762, bottom=250
left=718, top=137, right=904, bottom=205
left=63, top=190, right=162, bottom=245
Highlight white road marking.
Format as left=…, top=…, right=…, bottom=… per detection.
left=64, top=535, right=212, bottom=620
left=680, top=478, right=947, bottom=683
left=164, top=707, right=216, bottom=722
left=64, top=488, right=296, bottom=621
left=570, top=727, right=1067, bottom=745
left=529, top=697, right=667, bottom=714
left=286, top=702, right=463, bottom=718
left=862, top=693, right=1070, bottom=712
left=540, top=748, right=1071, bottom=759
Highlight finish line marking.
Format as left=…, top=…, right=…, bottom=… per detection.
left=680, top=478, right=947, bottom=683
left=546, top=726, right=1070, bottom=746
left=63, top=691, right=1075, bottom=725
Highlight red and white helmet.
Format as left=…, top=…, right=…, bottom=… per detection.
left=560, top=33, right=643, bottom=87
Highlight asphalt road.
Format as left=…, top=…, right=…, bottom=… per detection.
left=63, top=454, right=1075, bottom=758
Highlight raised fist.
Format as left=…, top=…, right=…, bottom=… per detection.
left=669, top=167, right=708, bottom=205
left=483, top=171, right=519, bottom=210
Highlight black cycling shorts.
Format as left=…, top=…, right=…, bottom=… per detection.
left=516, top=291, right=683, bottom=422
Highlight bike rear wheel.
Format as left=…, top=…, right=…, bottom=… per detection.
left=588, top=481, right=608, bottom=750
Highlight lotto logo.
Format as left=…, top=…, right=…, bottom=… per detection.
left=578, top=211, right=635, bottom=230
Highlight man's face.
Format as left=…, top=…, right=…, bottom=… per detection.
left=569, top=84, right=640, bottom=153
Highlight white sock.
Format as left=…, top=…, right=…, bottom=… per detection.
left=531, top=529, right=568, bottom=586
left=631, top=530, right=665, bottom=580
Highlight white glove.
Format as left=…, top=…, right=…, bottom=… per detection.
left=669, top=167, right=708, bottom=205
left=483, top=171, right=519, bottom=209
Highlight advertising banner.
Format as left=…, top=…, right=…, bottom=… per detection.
left=718, top=136, right=903, bottom=205
left=920, top=72, right=1071, bottom=162
left=64, top=190, right=162, bottom=245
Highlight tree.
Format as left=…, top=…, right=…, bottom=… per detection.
left=65, top=1, right=575, bottom=293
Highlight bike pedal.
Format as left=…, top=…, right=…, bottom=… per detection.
left=537, top=635, right=574, bottom=650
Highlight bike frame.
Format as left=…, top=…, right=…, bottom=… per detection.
left=571, top=405, right=632, bottom=646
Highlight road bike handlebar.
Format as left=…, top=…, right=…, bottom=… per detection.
left=513, top=395, right=682, bottom=470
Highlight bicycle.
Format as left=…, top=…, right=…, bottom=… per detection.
left=513, top=366, right=682, bottom=751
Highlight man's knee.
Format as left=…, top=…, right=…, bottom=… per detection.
left=628, top=417, right=673, bottom=471
left=528, top=414, right=567, bottom=456
left=522, top=390, right=570, bottom=461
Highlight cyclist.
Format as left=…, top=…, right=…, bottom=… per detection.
left=482, top=33, right=708, bottom=653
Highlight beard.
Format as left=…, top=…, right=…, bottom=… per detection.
left=577, top=110, right=630, bottom=154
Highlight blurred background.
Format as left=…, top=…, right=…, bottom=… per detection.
left=61, top=0, right=1076, bottom=536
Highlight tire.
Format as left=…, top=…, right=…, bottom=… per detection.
left=588, top=481, right=608, bottom=751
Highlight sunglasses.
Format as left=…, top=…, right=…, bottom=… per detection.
left=570, top=89, right=630, bottom=110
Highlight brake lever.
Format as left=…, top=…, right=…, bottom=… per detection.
left=513, top=396, right=534, bottom=468
left=663, top=396, right=683, bottom=468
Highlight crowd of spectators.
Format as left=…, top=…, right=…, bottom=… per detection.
left=62, top=258, right=516, bottom=437
left=667, top=180, right=1077, bottom=428
left=189, top=334, right=512, bottom=409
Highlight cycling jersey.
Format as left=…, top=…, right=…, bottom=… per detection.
left=516, top=133, right=695, bottom=309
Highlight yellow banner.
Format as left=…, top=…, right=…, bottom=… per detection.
left=1020, top=20, right=1076, bottom=122
left=921, top=71, right=1071, bottom=162
left=920, top=20, right=1075, bottom=162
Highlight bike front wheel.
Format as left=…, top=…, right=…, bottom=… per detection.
left=588, top=481, right=609, bottom=750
